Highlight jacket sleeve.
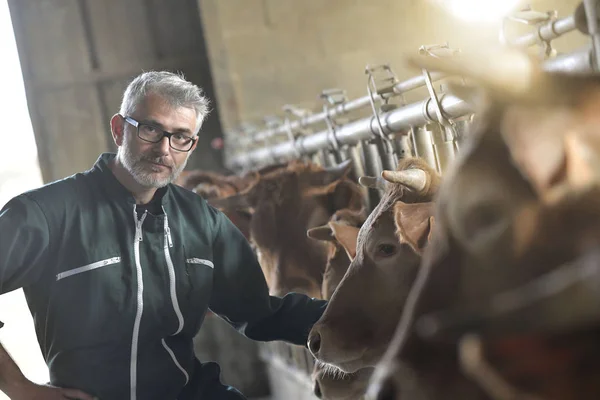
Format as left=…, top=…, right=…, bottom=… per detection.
left=0, top=195, right=51, bottom=296
left=208, top=210, right=327, bottom=346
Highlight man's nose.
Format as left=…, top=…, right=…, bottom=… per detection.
left=156, top=136, right=171, bottom=154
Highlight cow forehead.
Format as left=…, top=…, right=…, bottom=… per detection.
left=357, top=204, right=395, bottom=251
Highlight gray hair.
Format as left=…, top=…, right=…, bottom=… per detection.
left=119, top=71, right=211, bottom=134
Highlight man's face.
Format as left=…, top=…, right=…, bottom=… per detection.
left=119, top=93, right=198, bottom=188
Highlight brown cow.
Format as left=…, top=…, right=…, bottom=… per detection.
left=369, top=50, right=600, bottom=400
left=307, top=157, right=440, bottom=374
left=174, top=169, right=261, bottom=239
left=307, top=208, right=372, bottom=399
left=209, top=159, right=364, bottom=299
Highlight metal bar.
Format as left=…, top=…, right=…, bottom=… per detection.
left=583, top=0, right=600, bottom=70
left=227, top=47, right=592, bottom=169
left=237, top=71, right=447, bottom=148
left=542, top=45, right=592, bottom=72
left=237, top=14, right=578, bottom=149
left=228, top=94, right=471, bottom=168
left=512, top=14, right=576, bottom=47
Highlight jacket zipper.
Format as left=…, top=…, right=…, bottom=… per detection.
left=162, top=207, right=189, bottom=385
left=130, top=206, right=147, bottom=400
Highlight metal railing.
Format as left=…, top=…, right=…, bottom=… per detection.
left=227, top=46, right=592, bottom=169
left=228, top=11, right=580, bottom=161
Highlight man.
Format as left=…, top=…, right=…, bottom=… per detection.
left=0, top=71, right=327, bottom=399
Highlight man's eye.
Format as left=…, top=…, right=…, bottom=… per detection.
left=377, top=244, right=397, bottom=257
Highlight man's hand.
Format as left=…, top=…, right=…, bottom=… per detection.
left=9, top=382, right=97, bottom=400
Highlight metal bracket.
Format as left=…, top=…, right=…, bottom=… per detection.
left=418, top=43, right=461, bottom=143
left=365, top=64, right=400, bottom=154
left=500, top=5, right=558, bottom=59
left=282, top=105, right=311, bottom=159
left=319, top=89, right=347, bottom=153
left=583, top=0, right=600, bottom=71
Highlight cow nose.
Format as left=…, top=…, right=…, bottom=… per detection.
left=313, top=380, right=322, bottom=398
left=308, top=331, right=322, bottom=356
left=376, top=376, right=397, bottom=400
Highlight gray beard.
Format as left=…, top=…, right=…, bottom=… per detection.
left=119, top=139, right=189, bottom=188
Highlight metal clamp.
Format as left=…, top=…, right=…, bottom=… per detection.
left=418, top=44, right=460, bottom=142
left=319, top=89, right=347, bottom=153
left=365, top=64, right=400, bottom=154
left=583, top=0, right=600, bottom=71
left=500, top=5, right=558, bottom=59
left=282, top=105, right=311, bottom=159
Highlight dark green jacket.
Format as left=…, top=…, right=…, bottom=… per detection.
left=0, top=153, right=327, bottom=399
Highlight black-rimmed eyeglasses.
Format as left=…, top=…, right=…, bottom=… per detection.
left=123, top=115, right=197, bottom=152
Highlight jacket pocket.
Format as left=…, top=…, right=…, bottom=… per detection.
left=180, top=249, right=214, bottom=335
left=55, top=256, right=121, bottom=281
left=52, top=254, right=128, bottom=348
left=185, top=258, right=214, bottom=269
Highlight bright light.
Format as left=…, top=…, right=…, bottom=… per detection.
left=435, top=0, right=523, bottom=23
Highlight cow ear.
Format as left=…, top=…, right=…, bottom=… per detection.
left=394, top=201, right=434, bottom=254
left=329, top=222, right=360, bottom=261
left=307, top=225, right=335, bottom=242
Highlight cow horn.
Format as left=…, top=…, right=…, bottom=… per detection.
left=381, top=169, right=427, bottom=192
left=307, top=225, right=334, bottom=242
left=359, top=176, right=387, bottom=190
left=324, top=159, right=353, bottom=179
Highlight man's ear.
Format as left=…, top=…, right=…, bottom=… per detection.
left=110, top=114, right=125, bottom=147
left=189, top=134, right=200, bottom=154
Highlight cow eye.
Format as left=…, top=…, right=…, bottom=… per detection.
left=377, top=243, right=397, bottom=257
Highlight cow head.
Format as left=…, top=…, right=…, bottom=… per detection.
left=209, top=159, right=363, bottom=299
left=174, top=170, right=258, bottom=239
left=307, top=157, right=440, bottom=374
left=306, top=208, right=372, bottom=399
left=369, top=49, right=600, bottom=400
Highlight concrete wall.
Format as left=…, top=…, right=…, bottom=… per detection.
left=9, top=0, right=225, bottom=182
left=198, top=0, right=587, bottom=136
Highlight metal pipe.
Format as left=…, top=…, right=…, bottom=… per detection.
left=362, top=140, right=383, bottom=207
left=542, top=45, right=592, bottom=72
left=583, top=0, right=600, bottom=70
left=237, top=71, right=447, bottom=148
left=411, top=125, right=438, bottom=171
left=227, top=47, right=591, bottom=169
left=236, top=13, right=579, bottom=149
left=512, top=14, right=576, bottom=47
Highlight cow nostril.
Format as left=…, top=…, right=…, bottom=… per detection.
left=376, top=377, right=397, bottom=400
left=308, top=332, right=322, bottom=355
left=313, top=380, right=322, bottom=398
